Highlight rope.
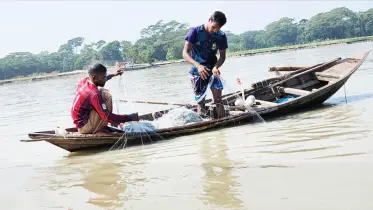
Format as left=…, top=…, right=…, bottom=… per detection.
left=344, top=84, right=348, bottom=104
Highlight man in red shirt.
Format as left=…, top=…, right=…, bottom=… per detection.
left=71, top=63, right=139, bottom=134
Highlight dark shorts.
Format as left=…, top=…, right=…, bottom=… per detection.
left=190, top=67, right=223, bottom=104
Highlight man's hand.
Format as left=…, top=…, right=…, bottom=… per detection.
left=118, top=122, right=125, bottom=129
left=197, top=64, right=210, bottom=80
left=118, top=112, right=139, bottom=129
left=131, top=112, right=139, bottom=121
left=115, top=68, right=124, bottom=76
left=106, top=64, right=125, bottom=80
left=212, top=66, right=221, bottom=76
left=114, top=62, right=126, bottom=76
left=116, top=62, right=125, bottom=76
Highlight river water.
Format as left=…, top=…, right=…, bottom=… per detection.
left=1, top=42, right=373, bottom=210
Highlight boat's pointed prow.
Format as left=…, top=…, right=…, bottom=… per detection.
left=351, top=50, right=372, bottom=61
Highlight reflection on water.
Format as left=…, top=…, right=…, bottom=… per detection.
left=82, top=150, right=149, bottom=210
left=327, top=92, right=373, bottom=104
left=84, top=162, right=126, bottom=209
left=30, top=149, right=149, bottom=210
left=199, top=132, right=244, bottom=209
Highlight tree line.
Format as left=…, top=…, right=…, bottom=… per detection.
left=1, top=7, right=373, bottom=80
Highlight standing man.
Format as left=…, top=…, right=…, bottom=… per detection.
left=182, top=11, right=228, bottom=119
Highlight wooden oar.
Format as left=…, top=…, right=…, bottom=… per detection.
left=118, top=99, right=193, bottom=107
left=269, top=66, right=309, bottom=72
left=20, top=139, right=43, bottom=142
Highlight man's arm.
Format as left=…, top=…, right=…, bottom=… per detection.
left=214, top=34, right=228, bottom=69
left=106, top=67, right=125, bottom=81
left=90, top=93, right=134, bottom=123
left=106, top=74, right=115, bottom=81
left=183, top=41, right=210, bottom=79
left=214, top=50, right=226, bottom=69
left=183, top=42, right=200, bottom=67
left=182, top=27, right=201, bottom=67
left=106, top=71, right=123, bottom=81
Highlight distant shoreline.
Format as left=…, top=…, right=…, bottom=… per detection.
left=1, top=35, right=372, bottom=86
left=0, top=70, right=87, bottom=86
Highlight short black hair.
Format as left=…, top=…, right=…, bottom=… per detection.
left=211, top=11, right=227, bottom=26
left=88, top=63, right=107, bottom=76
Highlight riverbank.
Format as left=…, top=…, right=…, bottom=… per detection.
left=1, top=35, right=372, bottom=86
left=153, top=35, right=373, bottom=63
left=0, top=70, right=86, bottom=86
left=229, top=36, right=373, bottom=57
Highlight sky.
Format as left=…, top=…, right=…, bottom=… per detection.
left=0, top=0, right=372, bottom=58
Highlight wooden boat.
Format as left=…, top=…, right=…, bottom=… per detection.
left=124, top=63, right=160, bottom=71
left=25, top=51, right=371, bottom=152
left=125, top=65, right=151, bottom=71
left=115, top=61, right=157, bottom=71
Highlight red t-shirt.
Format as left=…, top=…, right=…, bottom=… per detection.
left=71, top=77, right=133, bottom=128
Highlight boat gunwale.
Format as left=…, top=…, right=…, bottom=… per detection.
left=28, top=111, right=254, bottom=140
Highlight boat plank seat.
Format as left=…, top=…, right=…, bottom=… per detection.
left=255, top=99, right=277, bottom=106
left=315, top=72, right=341, bottom=81
left=277, top=86, right=311, bottom=96
left=314, top=60, right=355, bottom=81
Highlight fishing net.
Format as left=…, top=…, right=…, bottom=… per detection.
left=118, top=107, right=204, bottom=132
left=152, top=107, right=204, bottom=129
left=120, top=121, right=156, bottom=133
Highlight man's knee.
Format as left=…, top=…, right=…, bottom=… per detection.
left=99, top=88, right=112, bottom=101
left=81, top=109, right=107, bottom=134
left=99, top=88, right=113, bottom=111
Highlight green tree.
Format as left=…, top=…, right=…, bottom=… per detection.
left=74, top=43, right=98, bottom=69
left=264, top=17, right=299, bottom=46
left=98, top=41, right=123, bottom=65
left=95, top=40, right=106, bottom=50
left=358, top=8, right=373, bottom=36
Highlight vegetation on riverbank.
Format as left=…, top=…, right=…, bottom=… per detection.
left=0, top=70, right=87, bottom=85
left=1, top=35, right=370, bottom=86
left=228, top=35, right=373, bottom=56
left=1, top=6, right=373, bottom=81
